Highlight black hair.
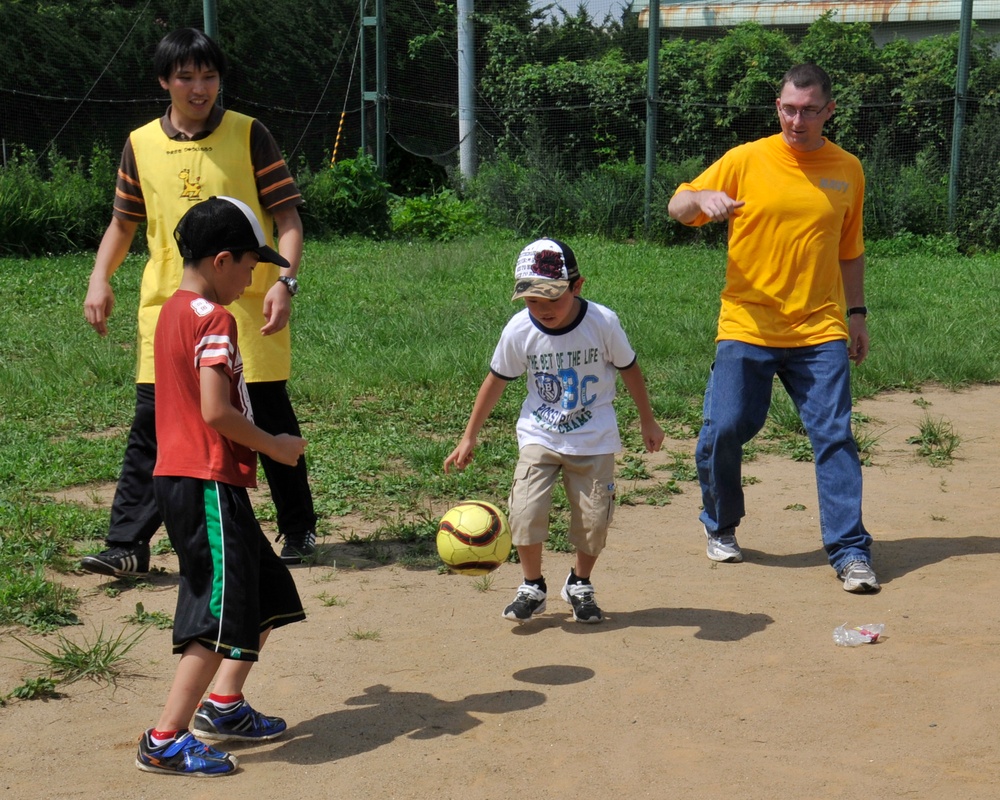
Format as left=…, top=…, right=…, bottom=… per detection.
left=154, top=28, right=228, bottom=83
left=180, top=249, right=249, bottom=268
left=779, top=64, right=832, bottom=102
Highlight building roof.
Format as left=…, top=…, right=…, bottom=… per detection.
left=632, top=0, right=1000, bottom=28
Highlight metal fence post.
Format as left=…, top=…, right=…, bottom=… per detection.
left=949, top=0, right=974, bottom=231
left=644, top=0, right=660, bottom=236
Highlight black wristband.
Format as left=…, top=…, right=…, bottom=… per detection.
left=847, top=306, right=868, bottom=318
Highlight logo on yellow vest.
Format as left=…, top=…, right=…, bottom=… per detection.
left=178, top=169, right=202, bottom=200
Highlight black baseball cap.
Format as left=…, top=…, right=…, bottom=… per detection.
left=174, top=195, right=290, bottom=268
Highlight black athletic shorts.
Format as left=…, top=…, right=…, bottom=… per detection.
left=153, top=476, right=305, bottom=660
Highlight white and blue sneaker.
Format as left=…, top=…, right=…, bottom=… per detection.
left=136, top=729, right=238, bottom=776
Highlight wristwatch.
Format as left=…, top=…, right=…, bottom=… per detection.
left=846, top=306, right=867, bottom=318
left=277, top=276, right=299, bottom=296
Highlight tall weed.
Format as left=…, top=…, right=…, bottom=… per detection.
left=0, top=146, right=114, bottom=256
left=12, top=624, right=146, bottom=687
left=958, top=108, right=1000, bottom=251
left=469, top=154, right=580, bottom=237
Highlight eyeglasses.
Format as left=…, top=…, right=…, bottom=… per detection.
left=778, top=104, right=829, bottom=120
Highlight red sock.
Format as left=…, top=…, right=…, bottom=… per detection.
left=208, top=692, right=243, bottom=706
left=151, top=728, right=180, bottom=744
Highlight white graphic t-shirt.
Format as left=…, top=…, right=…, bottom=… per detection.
left=490, top=299, right=637, bottom=455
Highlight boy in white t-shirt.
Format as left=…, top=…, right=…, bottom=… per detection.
left=444, top=239, right=663, bottom=623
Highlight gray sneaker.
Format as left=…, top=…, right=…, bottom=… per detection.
left=704, top=526, right=743, bottom=563
left=840, top=560, right=880, bottom=593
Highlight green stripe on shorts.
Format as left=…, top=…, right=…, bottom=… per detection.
left=203, top=480, right=226, bottom=619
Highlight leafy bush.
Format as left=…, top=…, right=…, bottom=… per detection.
left=0, top=146, right=113, bottom=256
left=390, top=188, right=487, bottom=241
left=297, top=153, right=391, bottom=238
left=864, top=134, right=948, bottom=239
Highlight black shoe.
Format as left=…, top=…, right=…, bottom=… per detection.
left=193, top=699, right=288, bottom=742
left=80, top=542, right=151, bottom=577
left=560, top=576, right=603, bottom=624
left=501, top=583, right=547, bottom=622
left=279, top=531, right=316, bottom=564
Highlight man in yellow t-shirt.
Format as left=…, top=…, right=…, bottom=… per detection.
left=81, top=28, right=317, bottom=577
left=668, top=64, right=878, bottom=593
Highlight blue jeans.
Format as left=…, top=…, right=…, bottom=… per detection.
left=695, top=340, right=872, bottom=573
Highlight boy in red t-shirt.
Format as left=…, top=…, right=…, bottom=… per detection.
left=136, top=196, right=307, bottom=777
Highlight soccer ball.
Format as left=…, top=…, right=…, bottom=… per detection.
left=436, top=501, right=512, bottom=575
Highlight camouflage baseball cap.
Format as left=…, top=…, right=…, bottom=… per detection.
left=511, top=238, right=580, bottom=301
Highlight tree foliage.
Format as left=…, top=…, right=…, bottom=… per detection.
left=4, top=2, right=1000, bottom=248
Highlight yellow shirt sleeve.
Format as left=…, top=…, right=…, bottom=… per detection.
left=674, top=135, right=865, bottom=347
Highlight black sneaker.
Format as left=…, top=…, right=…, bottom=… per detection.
left=502, top=583, right=547, bottom=622
left=136, top=729, right=238, bottom=776
left=560, top=576, right=603, bottom=624
left=279, top=531, right=316, bottom=564
left=80, top=542, right=151, bottom=577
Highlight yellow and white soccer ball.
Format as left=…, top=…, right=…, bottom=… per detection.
left=436, top=501, right=512, bottom=575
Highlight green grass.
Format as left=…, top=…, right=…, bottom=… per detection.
left=1, top=234, right=1000, bottom=634
left=11, top=624, right=146, bottom=688
left=123, top=602, right=173, bottom=630
left=347, top=628, right=382, bottom=641
left=316, top=592, right=348, bottom=607
left=908, top=415, right=962, bottom=466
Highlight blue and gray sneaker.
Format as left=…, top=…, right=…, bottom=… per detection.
left=136, top=729, right=238, bottom=777
left=193, top=699, right=287, bottom=742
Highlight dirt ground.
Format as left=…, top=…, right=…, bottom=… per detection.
left=3, top=384, right=1000, bottom=800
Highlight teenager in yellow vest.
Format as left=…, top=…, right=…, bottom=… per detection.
left=82, top=28, right=317, bottom=577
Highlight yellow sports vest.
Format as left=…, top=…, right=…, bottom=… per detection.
left=130, top=110, right=290, bottom=383
left=675, top=134, right=865, bottom=348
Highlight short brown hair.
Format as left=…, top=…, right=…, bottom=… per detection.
left=779, top=64, right=832, bottom=102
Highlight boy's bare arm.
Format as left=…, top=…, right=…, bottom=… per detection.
left=260, top=206, right=304, bottom=337
left=201, top=365, right=307, bottom=466
left=618, top=362, right=664, bottom=453
left=84, top=217, right=140, bottom=337
left=443, top=373, right=509, bottom=473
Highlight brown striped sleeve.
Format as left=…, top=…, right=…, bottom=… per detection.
left=250, top=119, right=303, bottom=212
left=111, top=139, right=146, bottom=223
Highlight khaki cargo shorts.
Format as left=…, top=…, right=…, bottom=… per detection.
left=507, top=444, right=617, bottom=556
